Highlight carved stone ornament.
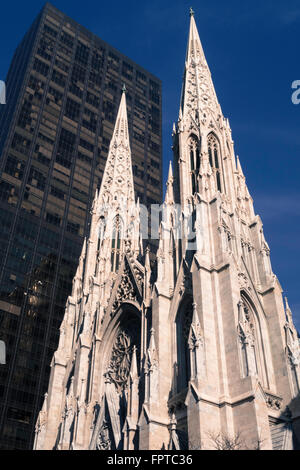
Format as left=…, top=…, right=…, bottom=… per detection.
left=183, top=303, right=194, bottom=341
left=287, top=339, right=300, bottom=367
left=265, top=393, right=282, bottom=411
left=238, top=301, right=255, bottom=346
left=188, top=318, right=203, bottom=350
left=238, top=272, right=251, bottom=292
left=284, top=323, right=300, bottom=367
left=111, top=267, right=138, bottom=316
left=105, top=330, right=134, bottom=394
left=96, top=420, right=112, bottom=450
left=179, top=274, right=192, bottom=297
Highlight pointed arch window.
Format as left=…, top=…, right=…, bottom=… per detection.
left=238, top=298, right=258, bottom=378
left=101, top=307, right=141, bottom=449
left=95, top=217, right=106, bottom=275
left=237, top=294, right=272, bottom=391
left=111, top=215, right=123, bottom=273
left=175, top=299, right=193, bottom=392
left=208, top=133, right=222, bottom=192
left=189, top=135, right=201, bottom=194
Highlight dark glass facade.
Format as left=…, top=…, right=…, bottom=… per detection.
left=0, top=3, right=162, bottom=449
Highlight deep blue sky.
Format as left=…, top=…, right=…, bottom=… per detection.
left=0, top=1, right=299, bottom=329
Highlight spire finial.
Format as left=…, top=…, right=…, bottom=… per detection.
left=122, top=83, right=127, bottom=94
left=180, top=5, right=222, bottom=126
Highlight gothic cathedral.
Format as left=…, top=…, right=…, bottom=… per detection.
left=34, top=11, right=300, bottom=450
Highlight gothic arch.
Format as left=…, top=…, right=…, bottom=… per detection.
left=111, top=214, right=124, bottom=272
left=167, top=296, right=194, bottom=450
left=237, top=291, right=272, bottom=389
left=174, top=296, right=194, bottom=393
left=207, top=132, right=224, bottom=193
left=92, top=303, right=142, bottom=450
left=95, top=216, right=106, bottom=275
left=100, top=302, right=142, bottom=382
left=188, top=134, right=201, bottom=194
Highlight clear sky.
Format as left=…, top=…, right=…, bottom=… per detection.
left=0, top=0, right=299, bottom=329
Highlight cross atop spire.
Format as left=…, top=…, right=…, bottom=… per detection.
left=180, top=11, right=222, bottom=125
left=186, top=10, right=205, bottom=64
left=189, top=6, right=195, bottom=16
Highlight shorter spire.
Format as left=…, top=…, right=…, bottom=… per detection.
left=80, top=238, right=87, bottom=260
left=147, top=328, right=158, bottom=369
left=236, top=156, right=245, bottom=178
left=188, top=303, right=203, bottom=346
left=130, top=345, right=138, bottom=379
left=145, top=246, right=151, bottom=272
left=165, top=161, right=175, bottom=204
left=41, top=393, right=48, bottom=414
left=97, top=88, right=135, bottom=206
left=285, top=297, right=293, bottom=323
left=168, top=160, right=173, bottom=180
left=179, top=106, right=183, bottom=121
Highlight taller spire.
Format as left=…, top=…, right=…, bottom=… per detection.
left=97, top=87, right=135, bottom=208
left=180, top=9, right=222, bottom=124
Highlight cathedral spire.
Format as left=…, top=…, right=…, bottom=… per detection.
left=185, top=8, right=204, bottom=64
left=97, top=86, right=135, bottom=208
left=180, top=9, right=221, bottom=124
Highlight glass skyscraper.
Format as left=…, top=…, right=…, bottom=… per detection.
left=0, top=3, right=162, bottom=449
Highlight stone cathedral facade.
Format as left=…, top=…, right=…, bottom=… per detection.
left=34, top=12, right=300, bottom=450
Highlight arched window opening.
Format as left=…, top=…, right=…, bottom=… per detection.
left=191, top=173, right=197, bottom=195
left=237, top=295, right=269, bottom=388
left=241, top=240, right=256, bottom=280
left=111, top=215, right=123, bottom=273
left=189, top=135, right=201, bottom=194
left=176, top=299, right=193, bottom=392
left=95, top=217, right=106, bottom=275
left=208, top=133, right=222, bottom=192
left=190, top=209, right=196, bottom=247
left=106, top=312, right=141, bottom=394
left=102, top=307, right=141, bottom=450
left=238, top=298, right=259, bottom=378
